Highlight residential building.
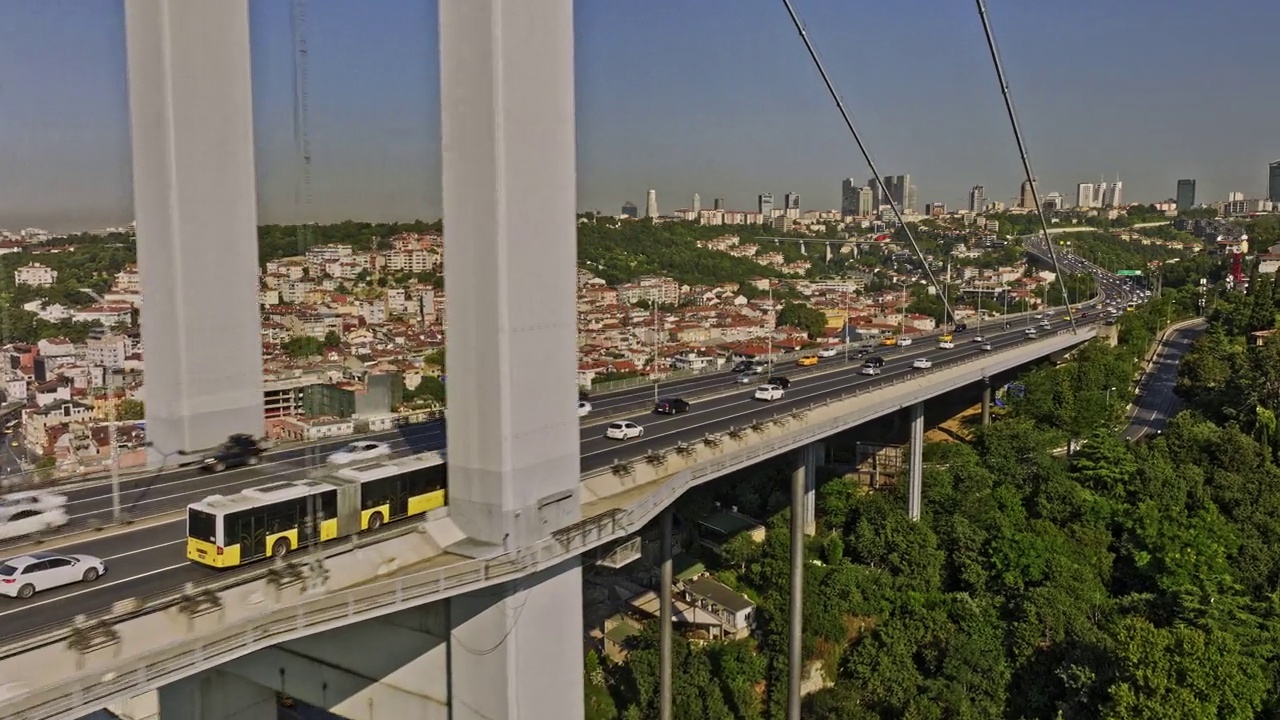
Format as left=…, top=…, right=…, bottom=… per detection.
left=15, top=263, right=56, bottom=287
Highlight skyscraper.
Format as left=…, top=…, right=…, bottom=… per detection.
left=1269, top=161, right=1280, bottom=204
left=645, top=189, right=658, bottom=218
left=1104, top=178, right=1123, bottom=208
left=867, top=177, right=884, bottom=208
left=621, top=201, right=638, bottom=218
left=758, top=193, right=774, bottom=217
left=1176, top=179, right=1196, bottom=211
left=968, top=185, right=986, bottom=213
left=1019, top=179, right=1038, bottom=209
left=784, top=192, right=801, bottom=219
left=857, top=186, right=874, bottom=216
left=1076, top=183, right=1095, bottom=209
left=713, top=198, right=724, bottom=211
left=906, top=185, right=917, bottom=214
left=692, top=193, right=701, bottom=214
left=841, top=178, right=860, bottom=216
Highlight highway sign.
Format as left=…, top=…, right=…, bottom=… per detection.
left=1116, top=270, right=1142, bottom=276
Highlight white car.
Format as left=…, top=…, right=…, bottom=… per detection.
left=816, top=347, right=838, bottom=358
left=938, top=341, right=955, bottom=349
left=980, top=342, right=993, bottom=352
left=897, top=337, right=913, bottom=347
left=605, top=421, right=643, bottom=440
left=327, top=441, right=392, bottom=466
left=754, top=384, right=785, bottom=402
left=0, top=491, right=67, bottom=524
left=860, top=365, right=882, bottom=376
left=0, top=552, right=106, bottom=599
left=912, top=358, right=933, bottom=369
left=1024, top=327, right=1037, bottom=335
left=577, top=400, right=592, bottom=417
left=972, top=335, right=985, bottom=343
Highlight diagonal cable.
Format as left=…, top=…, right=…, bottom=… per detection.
left=973, top=0, right=1078, bottom=333
left=779, top=0, right=953, bottom=325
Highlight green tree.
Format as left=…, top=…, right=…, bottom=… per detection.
left=775, top=302, right=827, bottom=339
left=282, top=335, right=324, bottom=359
left=116, top=399, right=145, bottom=422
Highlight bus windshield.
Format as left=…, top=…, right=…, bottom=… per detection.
left=188, top=508, right=217, bottom=544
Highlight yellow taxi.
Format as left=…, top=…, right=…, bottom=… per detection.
left=880, top=336, right=898, bottom=347
left=796, top=355, right=819, bottom=367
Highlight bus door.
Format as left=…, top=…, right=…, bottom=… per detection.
left=391, top=474, right=410, bottom=520
left=229, top=511, right=267, bottom=561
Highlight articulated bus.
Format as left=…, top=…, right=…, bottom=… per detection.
left=185, top=451, right=446, bottom=568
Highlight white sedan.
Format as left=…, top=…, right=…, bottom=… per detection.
left=754, top=384, right=785, bottom=402
left=577, top=400, right=592, bottom=417
left=0, top=491, right=67, bottom=524
left=0, top=552, right=106, bottom=599
left=327, top=441, right=392, bottom=466
left=605, top=421, right=644, bottom=440
left=912, top=358, right=933, bottom=369
left=816, top=347, right=838, bottom=358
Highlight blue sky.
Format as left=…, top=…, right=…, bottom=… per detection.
left=0, top=0, right=1275, bottom=231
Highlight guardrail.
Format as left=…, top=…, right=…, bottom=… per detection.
left=0, top=325, right=1101, bottom=720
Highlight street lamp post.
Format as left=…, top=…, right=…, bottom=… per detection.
left=652, top=299, right=660, bottom=402
left=108, top=391, right=121, bottom=524
left=767, top=281, right=774, bottom=371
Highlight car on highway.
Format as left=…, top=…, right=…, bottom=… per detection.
left=796, top=355, right=819, bottom=367
left=0, top=491, right=66, bottom=524
left=327, top=440, right=392, bottom=466
left=938, top=341, right=955, bottom=349
left=754, top=384, right=785, bottom=402
left=897, top=336, right=913, bottom=347
left=0, top=551, right=106, bottom=600
left=605, top=421, right=644, bottom=441
left=200, top=433, right=265, bottom=473
left=577, top=400, right=592, bottom=417
left=654, top=397, right=691, bottom=415
left=972, top=335, right=985, bottom=343
left=1024, top=327, right=1037, bottom=335
left=912, top=358, right=933, bottom=369
left=767, top=376, right=792, bottom=389
left=980, top=342, right=993, bottom=352
left=860, top=362, right=882, bottom=376
left=816, top=347, right=838, bottom=358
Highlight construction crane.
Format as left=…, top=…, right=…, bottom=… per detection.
left=291, top=0, right=313, bottom=254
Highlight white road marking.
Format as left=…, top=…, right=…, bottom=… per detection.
left=0, top=562, right=189, bottom=618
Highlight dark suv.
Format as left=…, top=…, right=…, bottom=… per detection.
left=654, top=397, right=691, bottom=414
left=767, top=376, right=792, bottom=389
left=199, top=433, right=264, bottom=473
left=863, top=355, right=886, bottom=368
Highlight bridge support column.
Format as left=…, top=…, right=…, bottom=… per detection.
left=123, top=0, right=264, bottom=465
left=981, top=379, right=992, bottom=427
left=788, top=448, right=807, bottom=719
left=157, top=669, right=276, bottom=720
left=908, top=402, right=924, bottom=522
left=440, top=0, right=583, bottom=718
left=802, top=442, right=821, bottom=536
left=659, top=509, right=674, bottom=720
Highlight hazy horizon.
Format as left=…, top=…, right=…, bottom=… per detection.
left=1, top=0, right=1276, bottom=233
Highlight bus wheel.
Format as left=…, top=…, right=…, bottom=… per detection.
left=271, top=539, right=290, bottom=559
left=368, top=513, right=383, bottom=530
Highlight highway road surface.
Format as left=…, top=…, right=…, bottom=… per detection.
left=0, top=311, right=1114, bottom=639
left=1124, top=319, right=1206, bottom=442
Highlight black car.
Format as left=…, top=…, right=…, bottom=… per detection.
left=654, top=397, right=691, bottom=414
left=953, top=323, right=968, bottom=333
left=767, top=376, right=792, bottom=389
left=863, top=355, right=886, bottom=368
left=731, top=361, right=754, bottom=373
left=854, top=348, right=871, bottom=358
left=200, top=433, right=264, bottom=473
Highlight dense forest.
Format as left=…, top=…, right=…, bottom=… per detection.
left=586, top=276, right=1280, bottom=718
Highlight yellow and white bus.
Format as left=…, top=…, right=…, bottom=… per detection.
left=185, top=451, right=447, bottom=568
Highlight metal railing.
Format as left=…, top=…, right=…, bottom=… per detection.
left=0, top=324, right=1099, bottom=720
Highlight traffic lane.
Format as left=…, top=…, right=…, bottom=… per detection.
left=2, top=519, right=184, bottom=564
left=58, top=422, right=447, bottom=521
left=0, top=556, right=213, bottom=639
left=1124, top=324, right=1203, bottom=441
left=578, top=324, right=1071, bottom=468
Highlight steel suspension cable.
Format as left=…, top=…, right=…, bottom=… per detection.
left=779, top=0, right=954, bottom=325
left=973, top=0, right=1079, bottom=333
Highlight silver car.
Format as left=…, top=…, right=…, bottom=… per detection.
left=0, top=551, right=107, bottom=600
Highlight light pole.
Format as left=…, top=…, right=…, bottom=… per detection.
left=767, top=280, right=774, bottom=371
left=843, top=286, right=851, bottom=363
left=1106, top=386, right=1116, bottom=405
left=108, top=390, right=121, bottom=523
left=651, top=299, right=660, bottom=402
left=898, top=281, right=909, bottom=341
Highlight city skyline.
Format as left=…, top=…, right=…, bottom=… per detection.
left=1, top=0, right=1276, bottom=231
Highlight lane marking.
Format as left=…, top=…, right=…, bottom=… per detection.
left=0, top=562, right=189, bottom=618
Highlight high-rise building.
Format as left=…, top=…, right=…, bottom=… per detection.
left=841, top=178, right=860, bottom=216
left=713, top=198, right=724, bottom=211
left=906, top=185, right=917, bottom=214
left=645, top=189, right=658, bottom=218
left=1019, top=179, right=1038, bottom=209
left=784, top=192, right=801, bottom=219
left=856, top=186, right=873, bottom=216
left=867, top=177, right=884, bottom=208
left=1269, top=161, right=1280, bottom=204
left=1104, top=178, right=1123, bottom=208
left=1176, top=179, right=1196, bottom=211
left=758, top=193, right=774, bottom=217
left=1043, top=193, right=1064, bottom=211
left=692, top=193, right=701, bottom=214
left=968, top=185, right=986, bottom=213
left=1076, top=183, right=1095, bottom=209
left=621, top=201, right=638, bottom=218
